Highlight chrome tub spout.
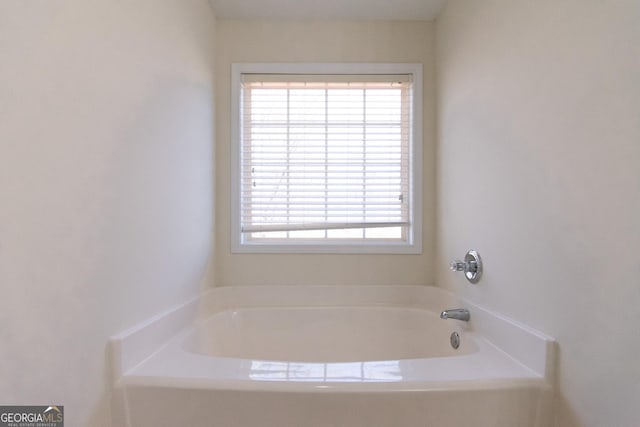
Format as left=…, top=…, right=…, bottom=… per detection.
left=440, top=308, right=470, bottom=321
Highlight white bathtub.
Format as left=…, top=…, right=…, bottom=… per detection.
left=111, top=286, right=555, bottom=427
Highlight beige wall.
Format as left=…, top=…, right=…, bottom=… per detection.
left=436, top=1, right=640, bottom=426
left=215, top=20, right=436, bottom=286
left=0, top=1, right=215, bottom=425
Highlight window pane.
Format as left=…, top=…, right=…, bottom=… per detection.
left=251, top=89, right=287, bottom=122
left=366, top=89, right=402, bottom=123
left=364, top=227, right=403, bottom=239
left=289, top=230, right=326, bottom=239
left=328, top=89, right=364, bottom=123
left=327, top=228, right=365, bottom=239
left=289, top=89, right=325, bottom=123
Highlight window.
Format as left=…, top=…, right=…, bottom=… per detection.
left=231, top=63, right=422, bottom=253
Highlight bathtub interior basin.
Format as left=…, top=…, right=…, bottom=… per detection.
left=184, top=306, right=475, bottom=363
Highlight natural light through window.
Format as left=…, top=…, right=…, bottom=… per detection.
left=232, top=64, right=422, bottom=253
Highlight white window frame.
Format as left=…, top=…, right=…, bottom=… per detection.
left=231, top=63, right=423, bottom=254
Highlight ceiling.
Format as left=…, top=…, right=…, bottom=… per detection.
left=209, top=0, right=446, bottom=21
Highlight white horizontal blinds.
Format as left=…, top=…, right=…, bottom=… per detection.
left=240, top=73, right=412, bottom=239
